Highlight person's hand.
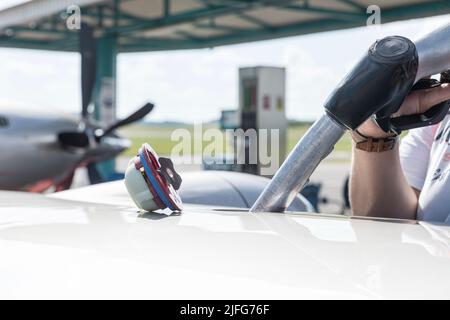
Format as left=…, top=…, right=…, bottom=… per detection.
left=356, top=83, right=450, bottom=138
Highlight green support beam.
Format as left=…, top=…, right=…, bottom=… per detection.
left=164, top=0, right=171, bottom=19
left=94, top=34, right=118, bottom=180
left=194, top=22, right=248, bottom=33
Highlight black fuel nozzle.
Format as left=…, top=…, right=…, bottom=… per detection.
left=324, top=36, right=418, bottom=133
left=388, top=72, right=450, bottom=132
left=441, top=70, right=450, bottom=83
left=325, top=35, right=450, bottom=134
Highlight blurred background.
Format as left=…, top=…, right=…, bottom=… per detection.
left=0, top=0, right=449, bottom=214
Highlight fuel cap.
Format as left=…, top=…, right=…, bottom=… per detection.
left=124, top=143, right=183, bottom=212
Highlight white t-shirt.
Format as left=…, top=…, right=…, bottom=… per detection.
left=400, top=115, right=450, bottom=224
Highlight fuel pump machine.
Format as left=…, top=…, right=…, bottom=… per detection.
left=237, top=66, right=287, bottom=177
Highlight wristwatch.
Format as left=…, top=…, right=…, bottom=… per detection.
left=352, top=130, right=399, bottom=152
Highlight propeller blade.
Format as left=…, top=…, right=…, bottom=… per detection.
left=80, top=23, right=96, bottom=119
left=100, top=102, right=154, bottom=138
left=58, top=132, right=90, bottom=148
left=87, top=163, right=104, bottom=185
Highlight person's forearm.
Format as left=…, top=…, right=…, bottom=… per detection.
left=349, top=82, right=450, bottom=220
left=350, top=138, right=419, bottom=220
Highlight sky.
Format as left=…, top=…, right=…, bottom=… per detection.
left=0, top=1, right=449, bottom=122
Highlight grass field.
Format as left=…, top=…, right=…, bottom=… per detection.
left=119, top=124, right=353, bottom=158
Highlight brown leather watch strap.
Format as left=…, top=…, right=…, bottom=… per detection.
left=353, top=130, right=399, bottom=152
left=355, top=136, right=398, bottom=152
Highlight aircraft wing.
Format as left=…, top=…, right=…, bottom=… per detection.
left=0, top=183, right=449, bottom=299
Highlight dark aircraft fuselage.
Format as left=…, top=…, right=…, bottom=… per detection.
left=0, top=108, right=82, bottom=190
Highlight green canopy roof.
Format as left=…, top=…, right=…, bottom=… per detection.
left=0, top=0, right=449, bottom=52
